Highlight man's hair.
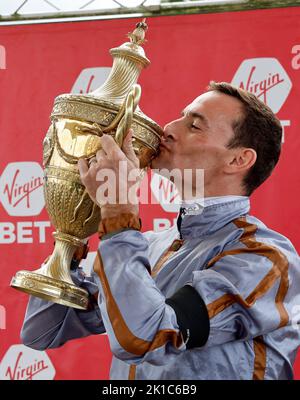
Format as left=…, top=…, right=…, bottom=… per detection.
left=207, top=81, right=282, bottom=196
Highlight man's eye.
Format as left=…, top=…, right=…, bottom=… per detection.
left=191, top=124, right=201, bottom=130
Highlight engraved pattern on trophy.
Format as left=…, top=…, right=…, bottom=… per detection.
left=43, top=124, right=54, bottom=167
left=11, top=20, right=163, bottom=310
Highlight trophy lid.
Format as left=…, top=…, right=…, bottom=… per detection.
left=51, top=19, right=163, bottom=155
left=109, top=18, right=150, bottom=69
left=54, top=19, right=151, bottom=107
left=89, top=18, right=150, bottom=103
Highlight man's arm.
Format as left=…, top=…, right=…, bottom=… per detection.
left=93, top=227, right=202, bottom=365
left=21, top=267, right=105, bottom=350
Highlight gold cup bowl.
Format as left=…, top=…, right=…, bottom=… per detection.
left=11, top=20, right=163, bottom=309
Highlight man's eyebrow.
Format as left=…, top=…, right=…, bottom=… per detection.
left=181, top=109, right=210, bottom=128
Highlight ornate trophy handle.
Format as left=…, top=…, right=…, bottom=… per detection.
left=70, top=84, right=142, bottom=223
left=54, top=84, right=142, bottom=165
left=114, top=84, right=141, bottom=147
left=80, top=84, right=141, bottom=159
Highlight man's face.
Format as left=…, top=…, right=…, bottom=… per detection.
left=151, top=90, right=245, bottom=191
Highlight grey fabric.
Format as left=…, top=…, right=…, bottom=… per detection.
left=21, top=268, right=105, bottom=350
left=21, top=198, right=300, bottom=380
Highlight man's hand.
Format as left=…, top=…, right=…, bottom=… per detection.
left=78, top=129, right=140, bottom=219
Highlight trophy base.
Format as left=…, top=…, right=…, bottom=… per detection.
left=11, top=270, right=89, bottom=310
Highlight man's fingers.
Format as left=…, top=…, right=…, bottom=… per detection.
left=96, top=148, right=106, bottom=162
left=78, top=158, right=89, bottom=178
left=100, top=134, right=123, bottom=158
left=122, top=129, right=139, bottom=165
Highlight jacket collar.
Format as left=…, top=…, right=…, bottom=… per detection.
left=177, top=197, right=250, bottom=239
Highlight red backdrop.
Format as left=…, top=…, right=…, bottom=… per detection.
left=0, top=7, right=300, bottom=380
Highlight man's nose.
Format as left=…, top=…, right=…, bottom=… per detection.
left=163, top=121, right=177, bottom=141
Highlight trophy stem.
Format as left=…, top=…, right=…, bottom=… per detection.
left=39, top=238, right=77, bottom=284
left=11, top=234, right=89, bottom=310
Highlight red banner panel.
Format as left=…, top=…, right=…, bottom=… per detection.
left=0, top=7, right=300, bottom=379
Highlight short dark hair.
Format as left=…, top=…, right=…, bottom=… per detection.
left=207, top=81, right=282, bottom=196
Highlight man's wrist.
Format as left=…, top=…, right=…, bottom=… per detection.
left=98, top=212, right=142, bottom=240
left=100, top=205, right=139, bottom=219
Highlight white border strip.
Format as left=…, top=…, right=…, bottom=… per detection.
left=0, top=0, right=248, bottom=26
left=0, top=13, right=144, bottom=26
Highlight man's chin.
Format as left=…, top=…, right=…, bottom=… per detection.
left=149, top=151, right=173, bottom=171
left=149, top=155, right=162, bottom=170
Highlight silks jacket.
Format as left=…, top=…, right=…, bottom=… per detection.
left=21, top=197, right=300, bottom=380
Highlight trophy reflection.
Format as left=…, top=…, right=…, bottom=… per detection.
left=11, top=20, right=162, bottom=309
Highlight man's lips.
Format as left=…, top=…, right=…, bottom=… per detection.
left=159, top=141, right=171, bottom=151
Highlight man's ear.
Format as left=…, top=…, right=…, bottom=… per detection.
left=224, top=148, right=257, bottom=175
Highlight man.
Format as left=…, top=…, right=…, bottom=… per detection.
left=21, top=82, right=300, bottom=380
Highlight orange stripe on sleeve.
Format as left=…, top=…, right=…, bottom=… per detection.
left=128, top=365, right=136, bottom=380
left=93, top=251, right=183, bottom=357
left=253, top=336, right=267, bottom=380
left=151, top=239, right=184, bottom=278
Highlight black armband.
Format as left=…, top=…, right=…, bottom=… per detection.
left=166, top=285, right=210, bottom=349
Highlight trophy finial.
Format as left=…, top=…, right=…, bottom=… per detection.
left=127, top=18, right=148, bottom=45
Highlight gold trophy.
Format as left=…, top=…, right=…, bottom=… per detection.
left=11, top=20, right=162, bottom=310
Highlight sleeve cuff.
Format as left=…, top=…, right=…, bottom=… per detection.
left=98, top=213, right=142, bottom=240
